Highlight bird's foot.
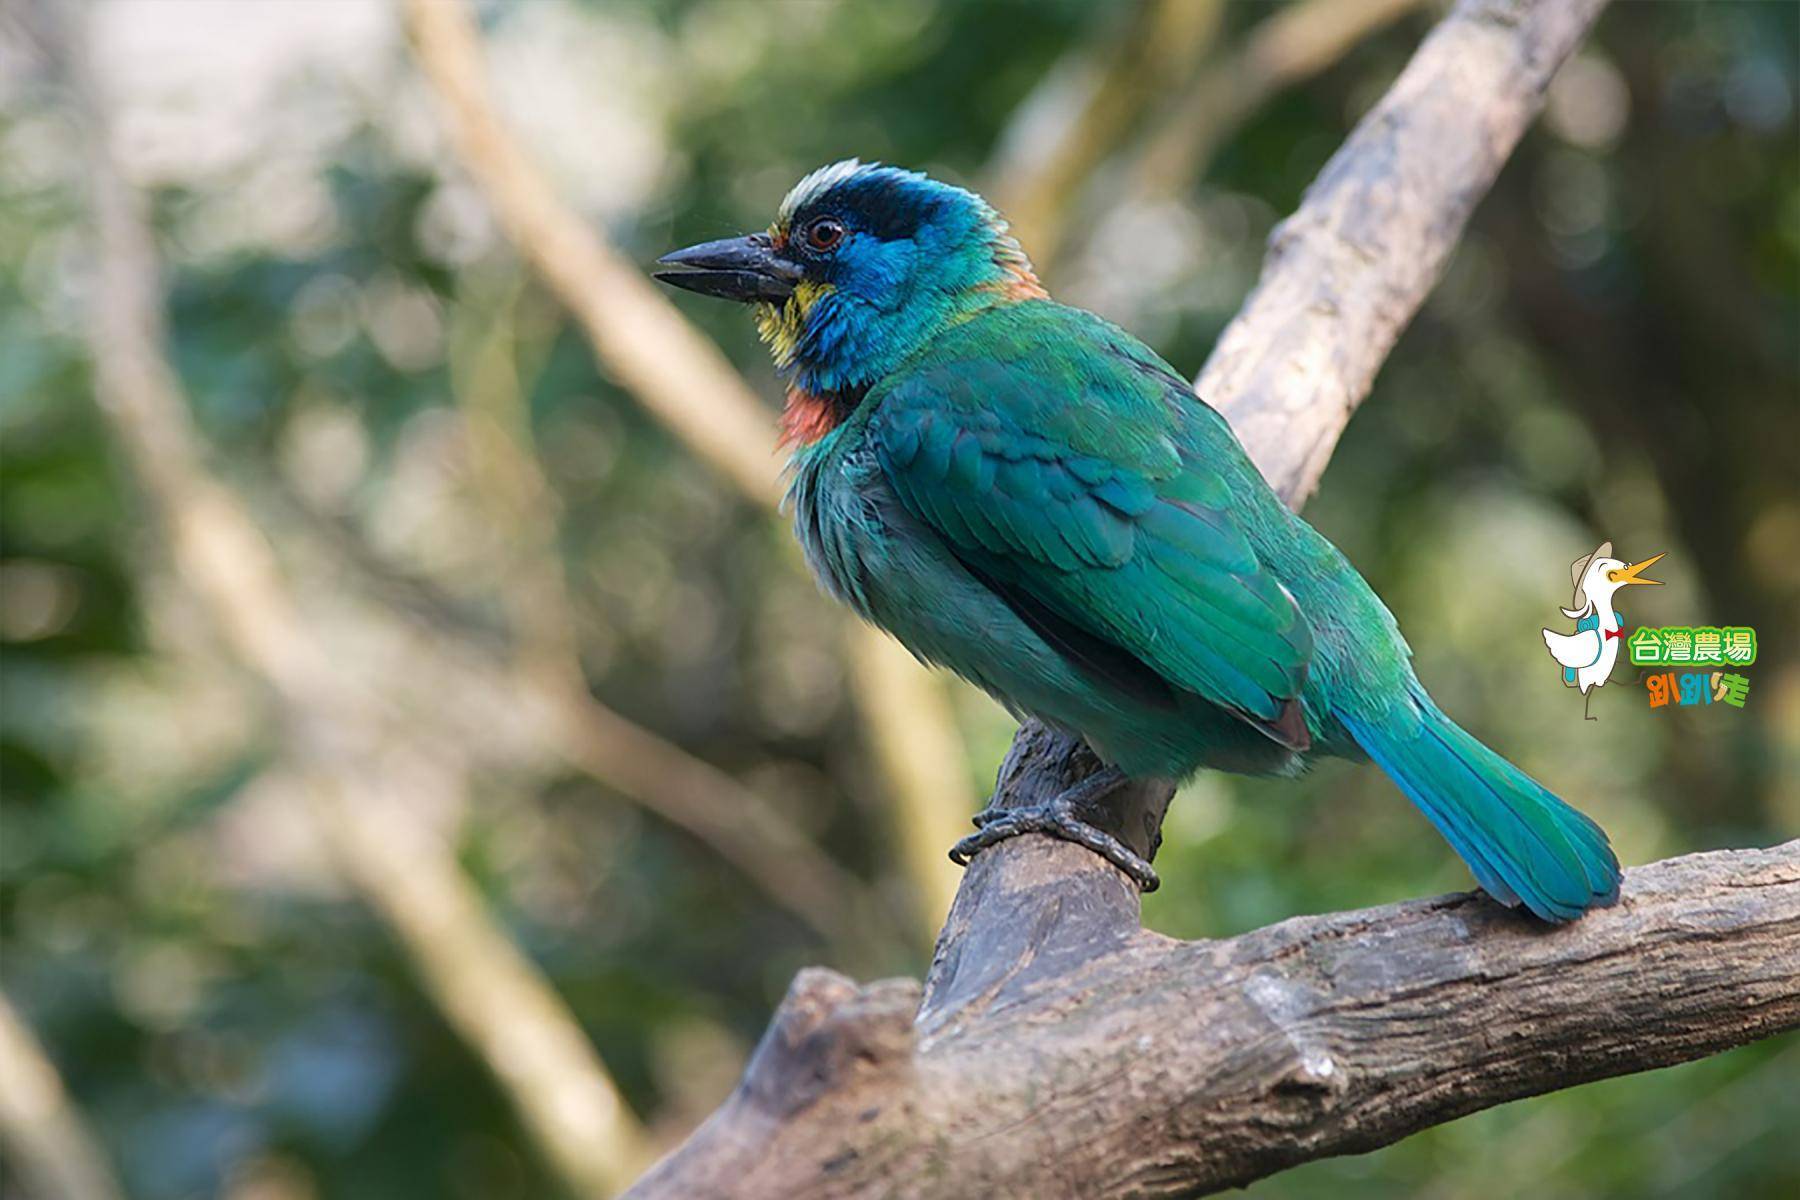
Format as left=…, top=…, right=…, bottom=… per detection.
left=949, top=766, right=1159, bottom=891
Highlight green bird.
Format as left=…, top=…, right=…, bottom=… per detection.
left=656, top=160, right=1620, bottom=921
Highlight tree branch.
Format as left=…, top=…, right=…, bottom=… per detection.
left=1007, top=0, right=1421, bottom=275
left=1122, top=0, right=1425, bottom=212
left=612, top=1, right=1800, bottom=1193
left=985, top=0, right=1225, bottom=265
left=0, top=991, right=126, bottom=1200
left=629, top=842, right=1799, bottom=1199
left=1202, top=0, right=1613, bottom=505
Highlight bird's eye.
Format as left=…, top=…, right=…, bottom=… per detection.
left=805, top=217, right=845, bottom=252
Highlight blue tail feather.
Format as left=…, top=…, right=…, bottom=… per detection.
left=1342, top=692, right=1621, bottom=922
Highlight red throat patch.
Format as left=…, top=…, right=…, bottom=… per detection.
left=778, top=385, right=842, bottom=448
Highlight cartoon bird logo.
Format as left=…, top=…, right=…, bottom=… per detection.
left=1542, top=541, right=1663, bottom=720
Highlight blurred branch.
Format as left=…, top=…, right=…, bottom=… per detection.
left=52, top=8, right=650, bottom=1193
left=628, top=842, right=1800, bottom=1198
left=525, top=664, right=881, bottom=949
left=0, top=992, right=125, bottom=1200
left=306, top=760, right=650, bottom=1192
left=402, top=0, right=974, bottom=940
left=1125, top=0, right=1424, bottom=206
left=403, top=0, right=778, bottom=506
left=844, top=632, right=967, bottom=925
left=271, top=484, right=514, bottom=650
left=448, top=272, right=584, bottom=677
left=629, top=0, right=1634, bottom=1192
left=985, top=0, right=1225, bottom=265
left=444, top=273, right=877, bottom=948
left=267, top=446, right=880, bottom=950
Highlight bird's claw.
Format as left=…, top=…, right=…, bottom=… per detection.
left=951, top=788, right=1160, bottom=892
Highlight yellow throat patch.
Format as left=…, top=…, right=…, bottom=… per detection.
left=755, top=279, right=832, bottom=367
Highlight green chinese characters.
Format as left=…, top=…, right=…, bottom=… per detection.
left=1628, top=625, right=1757, bottom=667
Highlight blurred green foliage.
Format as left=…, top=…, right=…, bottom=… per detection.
left=2, top=2, right=1796, bottom=1198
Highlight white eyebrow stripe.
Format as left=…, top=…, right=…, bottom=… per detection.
left=778, top=159, right=867, bottom=224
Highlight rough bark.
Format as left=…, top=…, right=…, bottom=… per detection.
left=615, top=1, right=1800, bottom=1195
left=631, top=841, right=1798, bottom=1199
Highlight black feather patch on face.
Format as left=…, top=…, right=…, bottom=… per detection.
left=791, top=173, right=949, bottom=244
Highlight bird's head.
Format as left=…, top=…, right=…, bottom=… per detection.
left=655, top=161, right=1045, bottom=443
left=1568, top=546, right=1664, bottom=615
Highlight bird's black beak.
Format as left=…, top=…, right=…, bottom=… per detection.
left=653, top=233, right=801, bottom=304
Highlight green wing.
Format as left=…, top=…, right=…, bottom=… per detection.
left=869, top=308, right=1314, bottom=747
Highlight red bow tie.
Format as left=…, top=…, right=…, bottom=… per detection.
left=1604, top=628, right=1623, bottom=642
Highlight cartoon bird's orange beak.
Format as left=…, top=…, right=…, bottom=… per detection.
left=1607, top=553, right=1664, bottom=586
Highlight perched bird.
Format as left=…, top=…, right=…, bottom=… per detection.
left=1542, top=542, right=1662, bottom=721
left=656, top=160, right=1621, bottom=922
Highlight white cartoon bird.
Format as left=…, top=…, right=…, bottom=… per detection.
left=1542, top=541, right=1663, bottom=720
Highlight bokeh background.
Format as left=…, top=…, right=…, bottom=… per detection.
left=2, top=1, right=1796, bottom=1197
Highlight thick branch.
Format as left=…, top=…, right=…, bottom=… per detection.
left=631, top=843, right=1799, bottom=1199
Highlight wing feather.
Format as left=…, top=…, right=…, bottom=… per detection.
left=870, top=332, right=1314, bottom=748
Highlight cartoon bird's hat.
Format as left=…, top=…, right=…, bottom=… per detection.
left=1569, top=541, right=1612, bottom=608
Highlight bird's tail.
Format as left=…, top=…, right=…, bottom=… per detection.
left=1340, top=689, right=1620, bottom=922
